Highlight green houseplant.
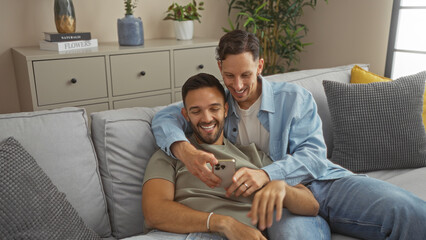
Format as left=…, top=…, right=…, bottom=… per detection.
left=118, top=0, right=144, bottom=46
left=124, top=0, right=137, bottom=15
left=164, top=0, right=205, bottom=22
left=164, top=0, right=204, bottom=40
left=225, top=0, right=327, bottom=75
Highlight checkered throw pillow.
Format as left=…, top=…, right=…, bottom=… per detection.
left=323, top=71, right=426, bottom=172
left=0, top=137, right=100, bottom=239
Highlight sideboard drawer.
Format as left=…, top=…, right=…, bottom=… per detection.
left=33, top=57, right=107, bottom=106
left=174, top=47, right=221, bottom=88
left=78, top=102, right=110, bottom=115
left=175, top=91, right=182, bottom=102
left=13, top=39, right=218, bottom=112
left=113, top=93, right=172, bottom=109
left=110, top=51, right=171, bottom=96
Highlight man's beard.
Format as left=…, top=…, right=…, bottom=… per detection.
left=191, top=120, right=224, bottom=144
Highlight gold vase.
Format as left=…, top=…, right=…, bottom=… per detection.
left=54, top=0, right=76, bottom=33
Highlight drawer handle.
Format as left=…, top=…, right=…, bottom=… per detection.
left=198, top=64, right=204, bottom=69
left=140, top=71, right=146, bottom=76
left=70, top=78, right=77, bottom=84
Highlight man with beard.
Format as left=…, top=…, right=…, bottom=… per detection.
left=152, top=30, right=426, bottom=240
left=141, top=73, right=319, bottom=240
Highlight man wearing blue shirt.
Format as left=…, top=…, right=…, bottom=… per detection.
left=152, top=30, right=426, bottom=239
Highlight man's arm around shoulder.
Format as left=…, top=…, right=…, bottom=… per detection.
left=152, top=102, right=189, bottom=156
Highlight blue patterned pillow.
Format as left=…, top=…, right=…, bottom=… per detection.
left=323, top=71, right=426, bottom=172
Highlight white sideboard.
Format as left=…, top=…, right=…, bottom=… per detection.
left=12, top=38, right=221, bottom=115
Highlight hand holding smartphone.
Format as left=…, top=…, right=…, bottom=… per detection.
left=213, top=159, right=236, bottom=188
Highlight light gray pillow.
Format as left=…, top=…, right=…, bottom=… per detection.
left=0, top=137, right=100, bottom=239
left=0, top=107, right=111, bottom=237
left=323, top=71, right=426, bottom=172
left=91, top=106, right=163, bottom=238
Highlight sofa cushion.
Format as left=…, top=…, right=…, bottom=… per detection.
left=0, top=107, right=111, bottom=237
left=265, top=64, right=369, bottom=158
left=0, top=137, right=100, bottom=239
left=91, top=106, right=163, bottom=239
left=351, top=65, right=426, bottom=130
left=323, top=71, right=426, bottom=172
left=350, top=64, right=391, bottom=83
left=363, top=167, right=426, bottom=200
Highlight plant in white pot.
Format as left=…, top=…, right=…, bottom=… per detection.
left=164, top=0, right=204, bottom=40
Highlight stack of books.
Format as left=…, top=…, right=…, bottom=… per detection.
left=39, top=32, right=98, bottom=52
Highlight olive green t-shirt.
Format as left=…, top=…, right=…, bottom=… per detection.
left=143, top=135, right=273, bottom=230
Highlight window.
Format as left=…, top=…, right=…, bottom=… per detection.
left=385, top=0, right=426, bottom=78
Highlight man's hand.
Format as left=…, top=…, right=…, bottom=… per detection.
left=211, top=215, right=266, bottom=240
left=171, top=141, right=221, bottom=188
left=248, top=180, right=287, bottom=231
left=226, top=167, right=270, bottom=197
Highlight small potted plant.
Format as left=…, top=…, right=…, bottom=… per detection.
left=117, top=0, right=144, bottom=46
left=164, top=0, right=204, bottom=40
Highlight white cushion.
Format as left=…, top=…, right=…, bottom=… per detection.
left=0, top=107, right=111, bottom=237
left=366, top=167, right=426, bottom=201
left=91, top=106, right=162, bottom=238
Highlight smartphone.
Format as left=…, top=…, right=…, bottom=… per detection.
left=213, top=159, right=236, bottom=188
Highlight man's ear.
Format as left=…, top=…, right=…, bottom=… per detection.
left=181, top=107, right=190, bottom=122
left=257, top=58, right=264, bottom=75
left=224, top=102, right=229, bottom=118
left=217, top=60, right=222, bottom=72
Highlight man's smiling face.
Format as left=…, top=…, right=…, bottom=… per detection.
left=182, top=87, right=228, bottom=145
left=219, top=52, right=263, bottom=110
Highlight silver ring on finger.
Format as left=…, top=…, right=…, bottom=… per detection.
left=244, top=183, right=249, bottom=189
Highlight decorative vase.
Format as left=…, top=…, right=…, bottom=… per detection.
left=174, top=21, right=194, bottom=40
left=117, top=15, right=144, bottom=46
left=54, top=0, right=76, bottom=33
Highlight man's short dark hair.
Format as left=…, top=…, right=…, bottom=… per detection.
left=216, top=30, right=260, bottom=62
left=181, top=73, right=226, bottom=107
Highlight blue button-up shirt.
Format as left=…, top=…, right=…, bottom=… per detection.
left=152, top=77, right=353, bottom=186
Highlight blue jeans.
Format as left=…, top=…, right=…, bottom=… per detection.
left=310, top=175, right=426, bottom=239
left=267, top=209, right=331, bottom=240
left=268, top=175, right=426, bottom=240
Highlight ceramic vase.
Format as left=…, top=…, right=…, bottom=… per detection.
left=54, top=0, right=76, bottom=33
left=174, top=21, right=194, bottom=40
left=117, top=15, right=144, bottom=46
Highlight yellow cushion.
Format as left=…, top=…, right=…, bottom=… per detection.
left=351, top=65, right=391, bottom=83
left=350, top=65, right=426, bottom=129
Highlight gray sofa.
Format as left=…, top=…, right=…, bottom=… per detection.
left=1, top=64, right=425, bottom=240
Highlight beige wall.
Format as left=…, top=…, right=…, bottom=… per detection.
left=0, top=0, right=392, bottom=114
left=299, top=0, right=393, bottom=74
